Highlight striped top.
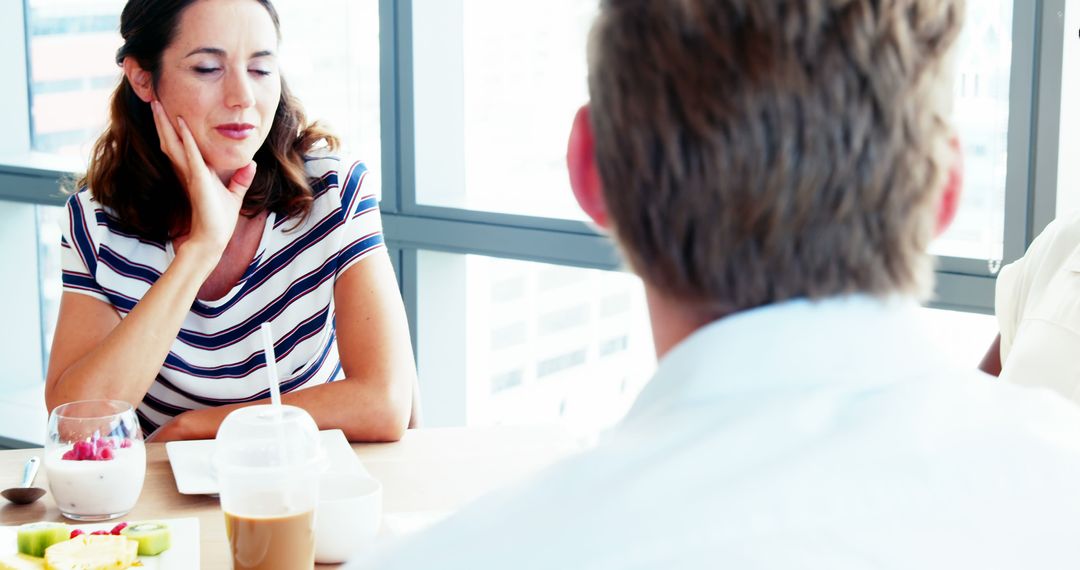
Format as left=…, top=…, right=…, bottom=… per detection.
left=60, top=155, right=385, bottom=435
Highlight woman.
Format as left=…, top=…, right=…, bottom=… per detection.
left=45, top=0, right=417, bottom=442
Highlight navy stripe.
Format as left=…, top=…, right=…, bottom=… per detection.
left=61, top=271, right=105, bottom=295
left=352, top=196, right=378, bottom=217
left=98, top=245, right=162, bottom=286
left=339, top=162, right=367, bottom=220
left=187, top=208, right=342, bottom=319
left=162, top=306, right=329, bottom=378
left=153, top=329, right=338, bottom=406
left=336, top=233, right=385, bottom=276
left=67, top=195, right=98, bottom=275
left=176, top=255, right=338, bottom=349
left=135, top=409, right=160, bottom=437
left=101, top=286, right=139, bottom=314
left=94, top=211, right=167, bottom=251
left=141, top=390, right=191, bottom=417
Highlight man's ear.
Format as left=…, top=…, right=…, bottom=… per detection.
left=122, top=56, right=155, bottom=103
left=567, top=104, right=609, bottom=229
left=935, top=136, right=963, bottom=237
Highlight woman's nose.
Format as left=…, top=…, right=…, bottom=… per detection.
left=224, top=70, right=256, bottom=109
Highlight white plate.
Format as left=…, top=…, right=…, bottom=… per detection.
left=0, top=517, right=198, bottom=569
left=166, top=429, right=366, bottom=495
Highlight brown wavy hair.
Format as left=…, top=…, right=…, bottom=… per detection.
left=78, top=0, right=339, bottom=242
left=588, top=0, right=963, bottom=314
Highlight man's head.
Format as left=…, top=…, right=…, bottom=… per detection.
left=569, top=0, right=964, bottom=318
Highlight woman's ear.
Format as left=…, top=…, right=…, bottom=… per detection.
left=122, top=57, right=155, bottom=103
left=567, top=104, right=609, bottom=229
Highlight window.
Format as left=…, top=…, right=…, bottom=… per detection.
left=929, top=0, right=1013, bottom=263
left=1058, top=0, right=1080, bottom=217
left=412, top=0, right=597, bottom=219
left=416, top=251, right=654, bottom=433
left=26, top=0, right=125, bottom=157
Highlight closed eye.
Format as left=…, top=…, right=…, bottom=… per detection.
left=193, top=66, right=221, bottom=74
left=250, top=69, right=273, bottom=77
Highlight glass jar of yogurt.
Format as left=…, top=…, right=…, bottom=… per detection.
left=44, top=400, right=146, bottom=521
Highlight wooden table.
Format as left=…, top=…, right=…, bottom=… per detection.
left=0, top=426, right=585, bottom=569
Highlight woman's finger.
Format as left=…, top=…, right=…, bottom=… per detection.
left=151, top=101, right=187, bottom=178
left=174, top=116, right=209, bottom=183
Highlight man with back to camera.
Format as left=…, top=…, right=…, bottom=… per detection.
left=352, top=0, right=1080, bottom=567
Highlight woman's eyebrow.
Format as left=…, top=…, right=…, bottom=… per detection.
left=183, top=47, right=276, bottom=58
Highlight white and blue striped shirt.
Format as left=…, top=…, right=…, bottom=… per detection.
left=60, top=155, right=384, bottom=435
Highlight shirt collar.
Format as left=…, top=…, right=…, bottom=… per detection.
left=621, top=294, right=947, bottom=426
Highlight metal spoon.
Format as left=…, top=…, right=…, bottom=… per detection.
left=2, top=457, right=46, bottom=505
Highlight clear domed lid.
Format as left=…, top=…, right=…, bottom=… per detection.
left=214, top=405, right=326, bottom=473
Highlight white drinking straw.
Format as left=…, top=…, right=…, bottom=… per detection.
left=259, top=322, right=282, bottom=408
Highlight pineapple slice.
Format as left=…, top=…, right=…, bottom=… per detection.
left=0, top=554, right=45, bottom=570
left=43, top=535, right=138, bottom=570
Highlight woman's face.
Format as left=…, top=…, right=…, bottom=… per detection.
left=155, top=0, right=281, bottom=179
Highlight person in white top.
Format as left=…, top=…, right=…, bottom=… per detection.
left=979, top=209, right=1080, bottom=403
left=350, top=0, right=1080, bottom=568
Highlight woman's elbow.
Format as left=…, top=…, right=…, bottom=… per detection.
left=346, top=378, right=411, bottom=442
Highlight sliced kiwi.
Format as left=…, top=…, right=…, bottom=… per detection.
left=15, top=522, right=69, bottom=558
left=120, top=521, right=171, bottom=556
left=0, top=553, right=46, bottom=570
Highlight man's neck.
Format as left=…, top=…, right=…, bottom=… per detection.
left=644, top=286, right=722, bottom=360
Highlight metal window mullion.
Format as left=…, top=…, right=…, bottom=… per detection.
left=378, top=0, right=400, bottom=214
left=393, top=0, right=419, bottom=213
left=1028, top=0, right=1067, bottom=239
left=1001, top=0, right=1042, bottom=264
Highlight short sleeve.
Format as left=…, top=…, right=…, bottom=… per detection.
left=334, top=160, right=386, bottom=279
left=60, top=193, right=110, bottom=303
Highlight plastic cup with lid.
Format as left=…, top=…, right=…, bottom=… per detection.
left=215, top=404, right=327, bottom=569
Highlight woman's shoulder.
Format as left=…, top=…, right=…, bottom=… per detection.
left=303, top=150, right=374, bottom=208
left=303, top=149, right=368, bottom=181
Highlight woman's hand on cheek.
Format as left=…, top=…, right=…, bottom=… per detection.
left=150, top=100, right=256, bottom=257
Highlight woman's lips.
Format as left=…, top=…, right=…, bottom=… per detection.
left=215, top=123, right=256, bottom=140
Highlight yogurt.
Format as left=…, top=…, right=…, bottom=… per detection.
left=44, top=440, right=147, bottom=520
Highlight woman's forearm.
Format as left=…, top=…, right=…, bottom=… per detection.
left=159, top=375, right=413, bottom=443
left=47, top=246, right=220, bottom=411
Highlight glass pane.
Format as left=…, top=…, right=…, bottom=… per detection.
left=26, top=0, right=381, bottom=179
left=929, top=0, right=1013, bottom=262
left=418, top=251, right=655, bottom=434
left=1058, top=0, right=1080, bottom=217
left=413, top=0, right=597, bottom=219
left=38, top=205, right=65, bottom=359
left=27, top=0, right=125, bottom=157
left=275, top=1, right=382, bottom=193
left=418, top=0, right=1014, bottom=261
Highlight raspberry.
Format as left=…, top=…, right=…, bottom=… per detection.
left=97, top=447, right=114, bottom=461
left=61, top=449, right=78, bottom=461
left=109, top=522, right=128, bottom=535
left=73, top=441, right=93, bottom=461
left=69, top=529, right=85, bottom=539
left=90, top=530, right=110, bottom=535
left=120, top=439, right=133, bottom=449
